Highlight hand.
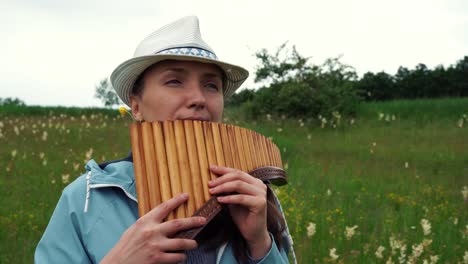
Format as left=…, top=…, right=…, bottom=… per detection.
left=208, top=165, right=272, bottom=259
left=101, top=193, right=206, bottom=264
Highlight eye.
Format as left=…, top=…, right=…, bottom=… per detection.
left=205, top=83, right=220, bottom=91
left=165, top=79, right=182, bottom=86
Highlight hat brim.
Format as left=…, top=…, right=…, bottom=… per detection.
left=110, top=54, right=249, bottom=106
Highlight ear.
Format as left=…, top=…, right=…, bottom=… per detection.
left=129, top=95, right=143, bottom=121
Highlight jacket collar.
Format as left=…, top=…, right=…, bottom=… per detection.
left=85, top=157, right=137, bottom=200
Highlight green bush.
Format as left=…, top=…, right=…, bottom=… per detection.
left=231, top=44, right=363, bottom=120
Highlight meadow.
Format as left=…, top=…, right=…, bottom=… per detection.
left=0, top=97, right=467, bottom=263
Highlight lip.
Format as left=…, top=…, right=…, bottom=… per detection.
left=180, top=116, right=210, bottom=121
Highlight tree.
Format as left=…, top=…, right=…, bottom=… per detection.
left=249, top=43, right=362, bottom=119
left=254, top=42, right=317, bottom=85
left=0, top=97, right=25, bottom=106
left=355, top=72, right=395, bottom=101
left=94, top=78, right=122, bottom=107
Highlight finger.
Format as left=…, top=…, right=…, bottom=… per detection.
left=160, top=238, right=198, bottom=251
left=209, top=180, right=262, bottom=196
left=217, top=194, right=265, bottom=208
left=150, top=252, right=187, bottom=264
left=159, top=217, right=206, bottom=236
left=146, top=193, right=189, bottom=222
left=208, top=167, right=259, bottom=186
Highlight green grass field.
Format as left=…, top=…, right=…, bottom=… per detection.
left=1, top=98, right=467, bottom=263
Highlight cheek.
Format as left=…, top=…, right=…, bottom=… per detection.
left=140, top=90, right=180, bottom=121
left=209, top=95, right=224, bottom=119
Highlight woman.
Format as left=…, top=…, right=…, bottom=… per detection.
left=35, top=16, right=295, bottom=264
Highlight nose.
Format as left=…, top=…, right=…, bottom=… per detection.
left=186, top=83, right=206, bottom=110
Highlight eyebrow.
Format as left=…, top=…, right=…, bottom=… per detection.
left=164, top=68, right=223, bottom=79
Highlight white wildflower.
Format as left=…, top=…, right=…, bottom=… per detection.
left=11, top=149, right=17, bottom=158
left=73, top=163, right=80, bottom=171
left=386, top=257, right=394, bottom=264
left=345, top=225, right=358, bottom=240
left=14, top=126, right=19, bottom=135
left=0, top=121, right=3, bottom=128
left=39, top=152, right=45, bottom=159
left=391, top=115, right=396, bottom=121
left=429, top=255, right=439, bottom=264
left=405, top=162, right=409, bottom=169
left=41, top=131, right=48, bottom=141
left=329, top=248, right=339, bottom=261
left=398, top=244, right=407, bottom=263
left=422, top=239, right=432, bottom=248
left=350, top=118, right=355, bottom=125
left=375, top=246, right=385, bottom=259
left=276, top=128, right=283, bottom=133
left=462, top=186, right=468, bottom=201
left=379, top=113, right=384, bottom=120
left=421, top=219, right=431, bottom=236
left=307, top=134, right=311, bottom=140
left=266, top=114, right=271, bottom=121
left=326, top=189, right=332, bottom=196
left=453, top=217, right=458, bottom=225
left=463, top=251, right=468, bottom=264
left=457, top=118, right=464, bottom=128
left=85, top=148, right=93, bottom=160
left=307, top=222, right=316, bottom=237
left=42, top=159, right=47, bottom=166
left=411, top=243, right=424, bottom=258
left=62, top=174, right=70, bottom=184
left=320, top=117, right=327, bottom=128
left=385, top=114, right=390, bottom=122
left=372, top=142, right=377, bottom=147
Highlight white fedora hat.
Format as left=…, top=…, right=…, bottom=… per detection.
left=110, top=16, right=249, bottom=106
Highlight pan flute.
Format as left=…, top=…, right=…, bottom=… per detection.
left=130, top=120, right=287, bottom=239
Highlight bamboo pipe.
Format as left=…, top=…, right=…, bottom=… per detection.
left=193, top=121, right=211, bottom=202
left=183, top=121, right=204, bottom=213
left=129, top=123, right=150, bottom=216
left=174, top=120, right=194, bottom=217
left=203, top=122, right=218, bottom=181
left=152, top=122, right=174, bottom=220
left=141, top=122, right=161, bottom=209
left=163, top=121, right=185, bottom=219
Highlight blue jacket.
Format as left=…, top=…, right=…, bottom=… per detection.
left=35, top=158, right=296, bottom=263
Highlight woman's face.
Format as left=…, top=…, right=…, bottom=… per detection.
left=130, top=60, right=224, bottom=122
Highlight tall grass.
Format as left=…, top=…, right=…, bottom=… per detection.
left=0, top=98, right=467, bottom=263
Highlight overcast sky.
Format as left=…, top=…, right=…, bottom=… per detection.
left=1, top=0, right=467, bottom=107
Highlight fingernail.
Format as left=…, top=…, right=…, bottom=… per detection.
left=181, top=193, right=188, bottom=199
left=199, top=217, right=206, bottom=224
left=209, top=188, right=214, bottom=193
left=210, top=165, right=217, bottom=169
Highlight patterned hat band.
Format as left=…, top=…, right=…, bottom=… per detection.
left=156, top=47, right=218, bottom=60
